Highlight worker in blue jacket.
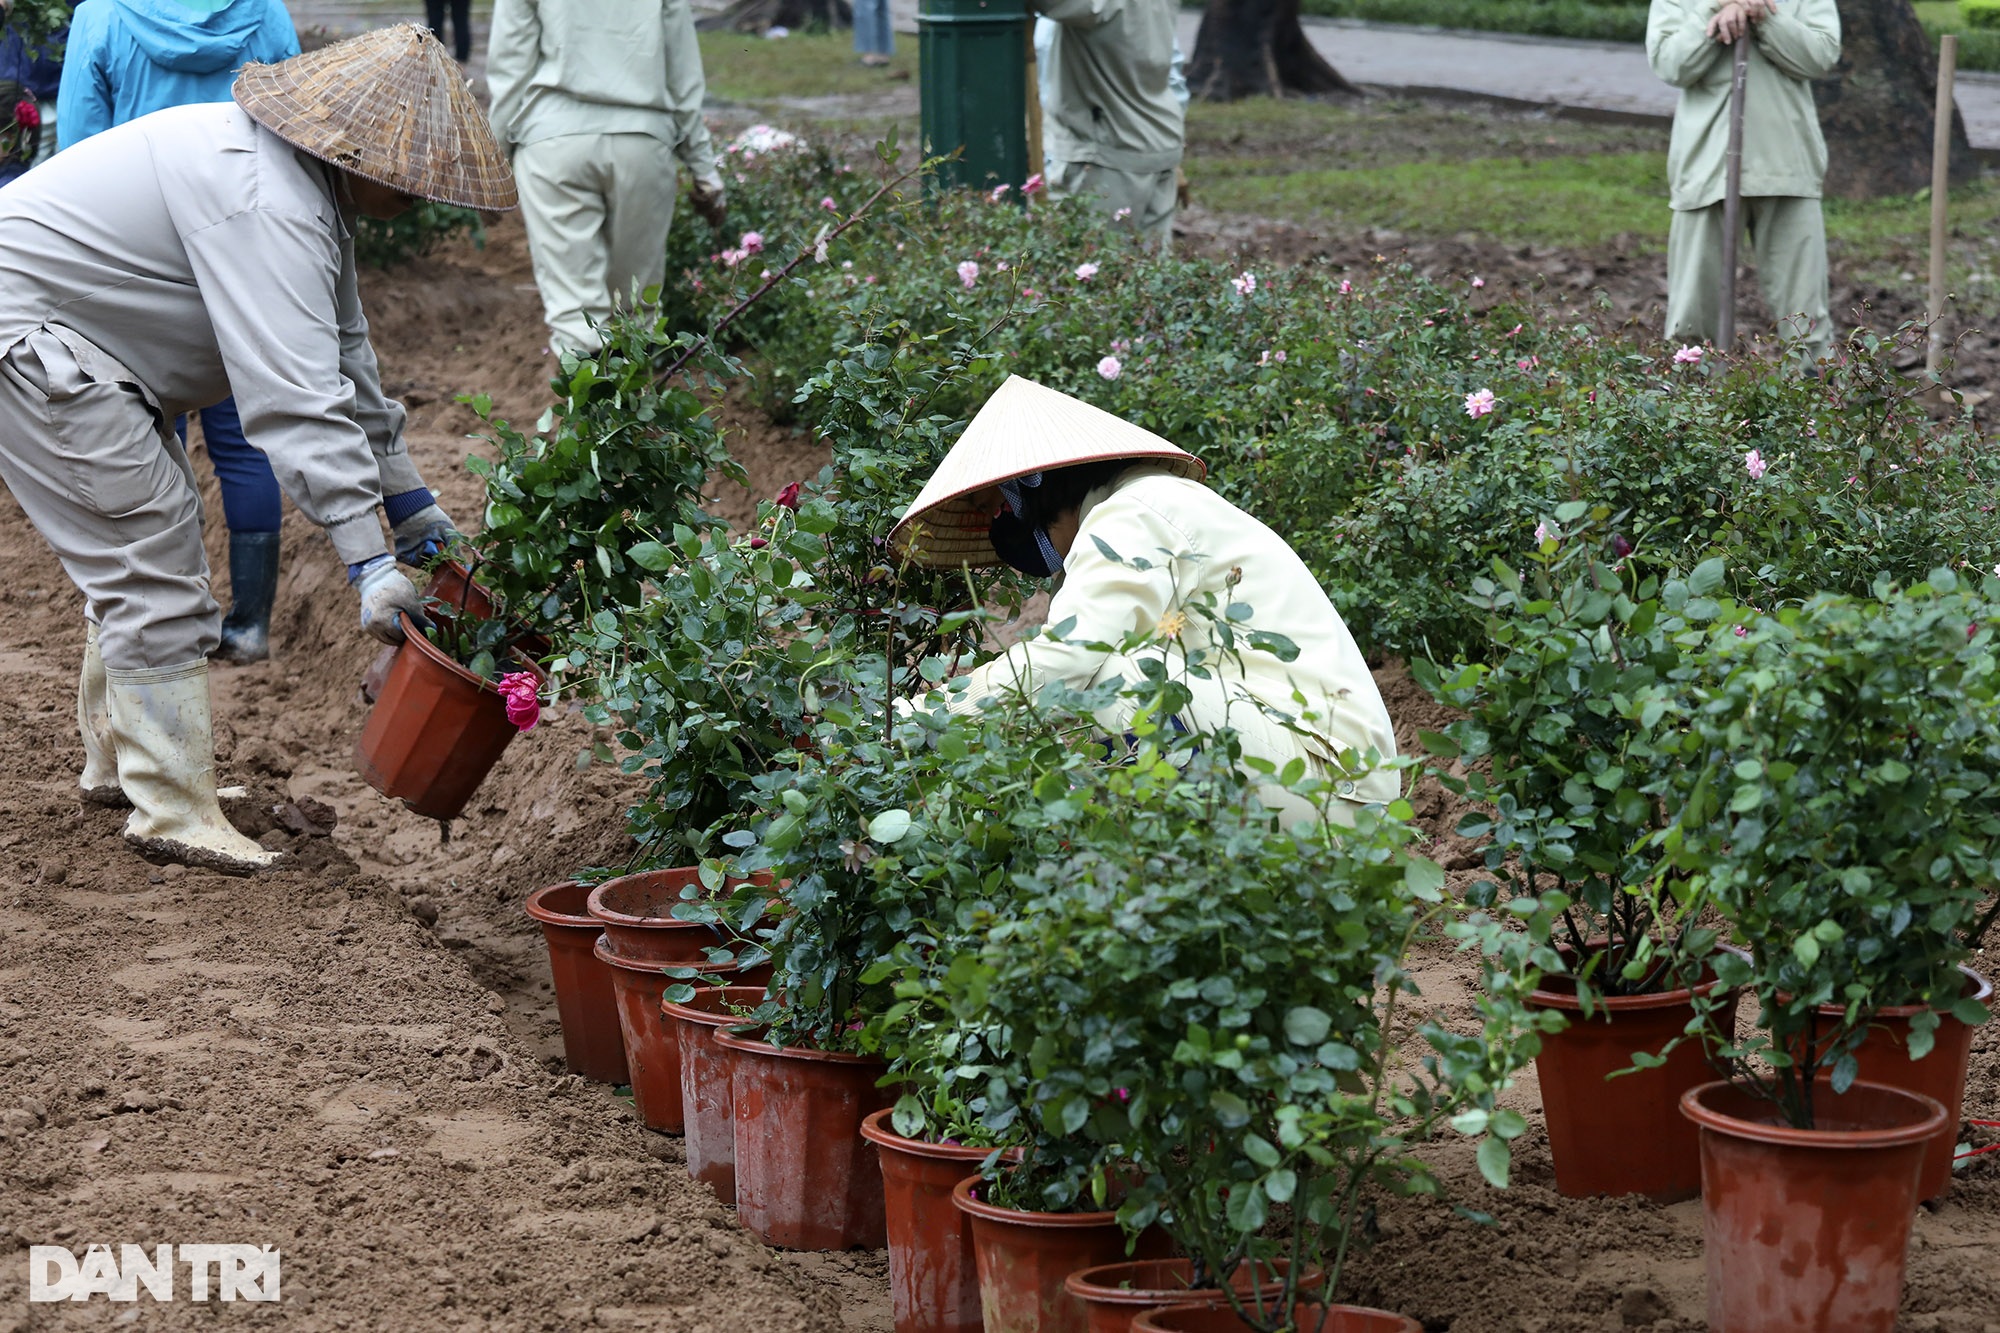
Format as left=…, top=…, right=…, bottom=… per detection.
left=57, top=0, right=299, bottom=665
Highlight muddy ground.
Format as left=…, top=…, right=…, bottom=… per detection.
left=0, top=205, right=1994, bottom=1333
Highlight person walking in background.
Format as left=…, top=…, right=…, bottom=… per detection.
left=852, top=0, right=892, bottom=67
left=425, top=0, right=470, bottom=63
left=1647, top=0, right=1840, bottom=367
left=1029, top=0, right=1185, bottom=251
left=57, top=0, right=300, bottom=665
left=488, top=0, right=728, bottom=356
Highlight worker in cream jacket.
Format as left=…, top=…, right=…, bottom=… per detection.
left=892, top=376, right=1399, bottom=829
left=487, top=0, right=727, bottom=354
left=1647, top=0, right=1841, bottom=364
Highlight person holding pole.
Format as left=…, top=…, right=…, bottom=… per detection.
left=1647, top=0, right=1841, bottom=368
left=1029, top=0, right=1184, bottom=251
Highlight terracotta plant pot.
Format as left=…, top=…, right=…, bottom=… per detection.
left=1066, top=1259, right=1319, bottom=1333
left=860, top=1109, right=997, bottom=1333
left=595, top=937, right=737, bottom=1132
left=354, top=611, right=540, bottom=820
left=718, top=1030, right=895, bottom=1250
left=1681, top=1079, right=1947, bottom=1333
left=588, top=867, right=780, bottom=966
left=423, top=560, right=497, bottom=621
left=951, top=1175, right=1171, bottom=1333
left=1528, top=957, right=1736, bottom=1202
left=523, top=881, right=627, bottom=1084
left=1813, top=965, right=1990, bottom=1203
left=660, top=986, right=768, bottom=1203
left=1131, top=1302, right=1422, bottom=1333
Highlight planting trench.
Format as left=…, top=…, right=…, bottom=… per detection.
left=0, top=216, right=1992, bottom=1332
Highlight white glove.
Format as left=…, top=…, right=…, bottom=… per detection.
left=353, top=556, right=427, bottom=645
left=391, top=503, right=458, bottom=567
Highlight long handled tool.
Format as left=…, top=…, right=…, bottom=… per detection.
left=1718, top=33, right=1750, bottom=353
left=1927, top=34, right=1959, bottom=378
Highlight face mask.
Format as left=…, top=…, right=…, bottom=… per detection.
left=991, top=474, right=1066, bottom=578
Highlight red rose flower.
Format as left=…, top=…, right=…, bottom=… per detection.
left=14, top=101, right=39, bottom=129
left=775, top=481, right=802, bottom=510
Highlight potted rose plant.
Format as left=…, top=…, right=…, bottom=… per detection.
left=1649, top=573, right=1998, bottom=1331
left=929, top=662, right=1546, bottom=1333
left=1414, top=511, right=1747, bottom=1200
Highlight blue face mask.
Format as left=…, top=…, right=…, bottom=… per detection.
left=990, top=474, right=1065, bottom=578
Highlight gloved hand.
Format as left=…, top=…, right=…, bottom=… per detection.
left=386, top=491, right=459, bottom=567
left=351, top=555, right=427, bottom=645
left=690, top=179, right=728, bottom=231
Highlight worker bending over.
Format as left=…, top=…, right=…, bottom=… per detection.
left=0, top=26, right=511, bottom=873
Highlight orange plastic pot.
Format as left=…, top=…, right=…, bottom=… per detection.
left=661, top=986, right=768, bottom=1203
left=1681, top=1079, right=1947, bottom=1333
left=1527, top=958, right=1735, bottom=1202
left=354, top=612, right=541, bottom=820
left=523, top=881, right=626, bottom=1084
left=951, top=1176, right=1172, bottom=1333
left=1812, top=965, right=1990, bottom=1203
left=1066, top=1259, right=1319, bottom=1333
left=596, top=937, right=738, bottom=1132
left=860, top=1109, right=997, bottom=1333
left=588, top=868, right=725, bottom=965
left=1131, top=1302, right=1421, bottom=1333
left=719, top=1031, right=895, bottom=1250
left=423, top=560, right=496, bottom=621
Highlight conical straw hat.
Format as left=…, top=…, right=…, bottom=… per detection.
left=890, top=375, right=1206, bottom=568
left=234, top=24, right=516, bottom=212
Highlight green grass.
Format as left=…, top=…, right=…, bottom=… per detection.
left=698, top=30, right=918, bottom=103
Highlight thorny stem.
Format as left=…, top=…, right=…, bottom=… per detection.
left=661, top=159, right=932, bottom=383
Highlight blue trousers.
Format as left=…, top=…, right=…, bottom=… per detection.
left=852, top=0, right=893, bottom=56
left=174, top=396, right=283, bottom=534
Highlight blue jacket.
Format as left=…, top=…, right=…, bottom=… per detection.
left=56, top=0, right=297, bottom=151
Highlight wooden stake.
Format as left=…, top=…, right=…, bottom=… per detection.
left=1927, top=34, right=1958, bottom=378
left=1719, top=33, right=1750, bottom=354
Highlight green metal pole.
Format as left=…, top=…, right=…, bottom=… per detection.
left=919, top=0, right=1030, bottom=193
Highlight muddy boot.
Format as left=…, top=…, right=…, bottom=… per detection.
left=104, top=659, right=280, bottom=875
left=77, top=623, right=129, bottom=807
left=212, top=531, right=280, bottom=666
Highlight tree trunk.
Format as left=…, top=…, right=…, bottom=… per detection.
left=1187, top=0, right=1358, bottom=102
left=694, top=0, right=852, bottom=34
left=1816, top=0, right=1974, bottom=199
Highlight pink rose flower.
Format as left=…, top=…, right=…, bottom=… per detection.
left=1464, top=388, right=1497, bottom=419
left=1744, top=448, right=1768, bottom=480
left=498, top=672, right=540, bottom=732
left=1674, top=345, right=1704, bottom=366
left=1022, top=173, right=1046, bottom=196
left=821, top=196, right=837, bottom=211
left=740, top=231, right=765, bottom=254
left=990, top=183, right=1012, bottom=202
left=1097, top=355, right=1122, bottom=381
left=1074, top=262, right=1099, bottom=280
left=1231, top=271, right=1257, bottom=297
left=957, top=260, right=979, bottom=289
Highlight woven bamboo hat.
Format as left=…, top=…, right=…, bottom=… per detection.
left=234, top=24, right=516, bottom=212
left=890, top=375, right=1207, bottom=568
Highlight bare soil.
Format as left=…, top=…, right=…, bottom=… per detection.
left=0, top=213, right=1992, bottom=1333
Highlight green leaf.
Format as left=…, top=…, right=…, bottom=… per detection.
left=1476, top=1136, right=1512, bottom=1188
left=1792, top=934, right=1820, bottom=969
left=1284, top=1006, right=1332, bottom=1046
left=1264, top=1168, right=1298, bottom=1203
left=1687, top=558, right=1726, bottom=596
left=867, top=808, right=913, bottom=843
left=627, top=541, right=675, bottom=572
left=1209, top=1090, right=1252, bottom=1128
left=1243, top=1133, right=1281, bottom=1168
left=1404, top=856, right=1446, bottom=903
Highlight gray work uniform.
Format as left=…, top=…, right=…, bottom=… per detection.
left=487, top=0, right=725, bottom=353
left=1647, top=0, right=1841, bottom=362
left=0, top=102, right=413, bottom=670
left=1031, top=0, right=1184, bottom=249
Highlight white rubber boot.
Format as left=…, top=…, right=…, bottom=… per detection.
left=77, top=623, right=129, bottom=807
left=104, top=659, right=281, bottom=875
